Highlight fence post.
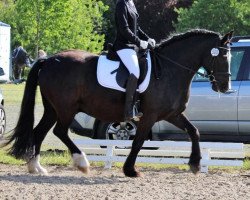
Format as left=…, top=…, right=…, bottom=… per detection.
left=104, top=145, right=114, bottom=169
left=201, top=149, right=210, bottom=173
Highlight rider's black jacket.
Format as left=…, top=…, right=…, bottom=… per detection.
left=113, top=0, right=149, bottom=52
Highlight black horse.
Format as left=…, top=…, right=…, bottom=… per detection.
left=12, top=46, right=33, bottom=83
left=4, top=29, right=233, bottom=177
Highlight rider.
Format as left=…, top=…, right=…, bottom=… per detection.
left=38, top=49, right=47, bottom=59
left=113, top=0, right=156, bottom=121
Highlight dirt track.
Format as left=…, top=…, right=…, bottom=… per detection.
left=0, top=164, right=250, bottom=200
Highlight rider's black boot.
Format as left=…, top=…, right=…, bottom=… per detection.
left=124, top=74, right=143, bottom=121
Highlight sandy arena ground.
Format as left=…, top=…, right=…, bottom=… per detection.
left=0, top=164, right=250, bottom=200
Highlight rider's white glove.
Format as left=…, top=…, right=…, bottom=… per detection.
left=140, top=40, right=148, bottom=50
left=148, top=38, right=156, bottom=48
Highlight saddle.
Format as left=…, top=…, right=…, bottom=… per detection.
left=106, top=43, right=148, bottom=84
left=97, top=44, right=152, bottom=93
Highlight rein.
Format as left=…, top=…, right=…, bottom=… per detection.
left=152, top=50, right=210, bottom=79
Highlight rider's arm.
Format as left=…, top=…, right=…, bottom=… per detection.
left=138, top=26, right=149, bottom=41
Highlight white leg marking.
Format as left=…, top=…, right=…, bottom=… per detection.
left=27, top=157, right=38, bottom=174
left=72, top=152, right=90, bottom=174
left=27, top=155, right=48, bottom=175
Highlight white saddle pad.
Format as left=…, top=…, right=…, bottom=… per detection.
left=97, top=52, right=152, bottom=93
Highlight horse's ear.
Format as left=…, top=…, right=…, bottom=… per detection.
left=221, top=31, right=234, bottom=45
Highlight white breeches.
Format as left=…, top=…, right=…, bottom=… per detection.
left=117, top=49, right=140, bottom=78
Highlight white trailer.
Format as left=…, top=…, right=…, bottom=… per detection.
left=0, top=21, right=11, bottom=82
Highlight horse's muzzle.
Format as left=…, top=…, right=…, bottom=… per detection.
left=212, top=81, right=229, bottom=93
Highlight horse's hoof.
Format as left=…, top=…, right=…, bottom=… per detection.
left=77, top=166, right=90, bottom=174
left=189, top=163, right=200, bottom=174
left=72, top=152, right=90, bottom=174
left=28, top=168, right=48, bottom=175
left=123, top=168, right=143, bottom=177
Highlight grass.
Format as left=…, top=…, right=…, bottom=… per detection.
left=243, top=158, right=250, bottom=169
left=0, top=149, right=250, bottom=172
left=0, top=83, right=42, bottom=104
left=40, top=150, right=71, bottom=166
left=0, top=149, right=70, bottom=166
left=0, top=149, right=25, bottom=165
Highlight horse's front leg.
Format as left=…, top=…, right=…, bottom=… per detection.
left=168, top=113, right=201, bottom=174
left=123, top=118, right=155, bottom=177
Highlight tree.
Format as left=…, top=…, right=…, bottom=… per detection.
left=0, top=0, right=108, bottom=56
left=174, top=0, right=250, bottom=35
left=101, top=0, right=116, bottom=47
left=135, top=0, right=192, bottom=41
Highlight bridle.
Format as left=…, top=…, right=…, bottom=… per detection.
left=205, top=46, right=231, bottom=83
left=151, top=43, right=231, bottom=83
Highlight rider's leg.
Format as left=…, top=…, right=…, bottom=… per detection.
left=117, top=49, right=143, bottom=121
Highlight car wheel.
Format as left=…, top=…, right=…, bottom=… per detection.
left=96, top=121, right=137, bottom=140
left=96, top=121, right=137, bottom=148
left=0, top=104, right=6, bottom=139
left=95, top=121, right=157, bottom=149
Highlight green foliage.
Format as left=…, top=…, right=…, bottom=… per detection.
left=101, top=0, right=116, bottom=47
left=174, top=0, right=250, bottom=35
left=0, top=0, right=108, bottom=56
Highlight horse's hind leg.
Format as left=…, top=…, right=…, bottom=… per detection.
left=27, top=98, right=56, bottom=174
left=168, top=113, right=201, bottom=174
left=53, top=113, right=90, bottom=174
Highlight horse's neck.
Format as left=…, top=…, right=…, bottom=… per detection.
left=154, top=50, right=198, bottom=85
left=153, top=40, right=212, bottom=92
left=159, top=37, right=215, bottom=74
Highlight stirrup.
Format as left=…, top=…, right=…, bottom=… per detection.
left=125, top=113, right=143, bottom=122
left=132, top=112, right=143, bottom=122
left=125, top=106, right=143, bottom=122
left=133, top=103, right=143, bottom=121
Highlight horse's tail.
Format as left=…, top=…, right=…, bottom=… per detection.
left=4, top=59, right=46, bottom=158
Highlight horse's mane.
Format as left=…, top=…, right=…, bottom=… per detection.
left=157, top=29, right=221, bottom=49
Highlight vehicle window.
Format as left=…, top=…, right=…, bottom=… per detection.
left=230, top=50, right=244, bottom=81
left=193, top=67, right=208, bottom=82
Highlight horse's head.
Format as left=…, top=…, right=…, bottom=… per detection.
left=203, top=31, right=233, bottom=93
